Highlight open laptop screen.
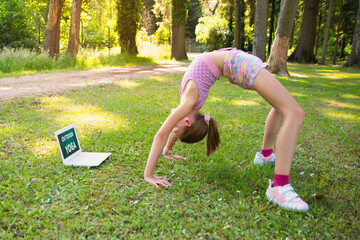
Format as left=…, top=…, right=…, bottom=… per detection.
left=57, top=127, right=80, bottom=159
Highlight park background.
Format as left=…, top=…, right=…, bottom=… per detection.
left=0, top=0, right=359, bottom=239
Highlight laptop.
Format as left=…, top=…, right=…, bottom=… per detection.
left=55, top=124, right=111, bottom=167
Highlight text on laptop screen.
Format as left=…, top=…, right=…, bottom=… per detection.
left=57, top=127, right=80, bottom=159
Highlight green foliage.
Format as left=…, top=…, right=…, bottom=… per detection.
left=80, top=0, right=118, bottom=50
left=171, top=0, right=189, bottom=26
left=116, top=0, right=144, bottom=55
left=0, top=63, right=359, bottom=238
left=0, top=0, right=37, bottom=49
left=195, top=15, right=231, bottom=51
left=186, top=0, right=203, bottom=38
left=153, top=22, right=171, bottom=45
left=81, top=21, right=116, bottom=49
left=0, top=0, right=48, bottom=50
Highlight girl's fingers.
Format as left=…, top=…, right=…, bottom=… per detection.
left=161, top=180, right=171, bottom=187
left=153, top=176, right=171, bottom=187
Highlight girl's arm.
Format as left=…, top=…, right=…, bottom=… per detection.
left=163, top=130, right=187, bottom=160
left=144, top=80, right=198, bottom=187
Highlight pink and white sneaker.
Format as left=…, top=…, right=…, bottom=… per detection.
left=254, top=152, right=276, bottom=166
left=266, top=179, right=309, bottom=211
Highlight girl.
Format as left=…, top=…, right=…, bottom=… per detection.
left=144, top=48, right=309, bottom=211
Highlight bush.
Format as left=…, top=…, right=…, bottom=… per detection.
left=195, top=15, right=231, bottom=51
left=0, top=0, right=37, bottom=50
left=153, top=22, right=171, bottom=45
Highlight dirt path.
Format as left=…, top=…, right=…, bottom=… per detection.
left=0, top=61, right=192, bottom=101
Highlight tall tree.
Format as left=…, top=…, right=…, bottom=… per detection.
left=141, top=0, right=158, bottom=36
left=268, top=0, right=299, bottom=76
left=171, top=0, right=189, bottom=60
left=248, top=0, right=256, bottom=27
left=116, top=0, right=143, bottom=55
left=67, top=0, right=83, bottom=55
left=340, top=0, right=359, bottom=59
left=344, top=0, right=360, bottom=67
left=267, top=0, right=278, bottom=56
left=288, top=0, right=320, bottom=63
left=253, top=0, right=269, bottom=61
left=234, top=0, right=245, bottom=49
left=319, top=0, right=334, bottom=64
left=332, top=0, right=343, bottom=64
left=43, top=0, right=63, bottom=57
left=314, top=0, right=324, bottom=57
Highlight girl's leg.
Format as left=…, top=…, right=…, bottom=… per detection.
left=253, top=69, right=305, bottom=175
left=262, top=108, right=283, bottom=150
left=253, top=69, right=309, bottom=211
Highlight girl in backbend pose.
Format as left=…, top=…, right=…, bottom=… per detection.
left=143, top=48, right=309, bottom=211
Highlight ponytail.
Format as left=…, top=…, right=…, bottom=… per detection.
left=180, top=113, right=220, bottom=156
left=206, top=117, right=220, bottom=156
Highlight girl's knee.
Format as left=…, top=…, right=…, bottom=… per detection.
left=291, top=106, right=305, bottom=126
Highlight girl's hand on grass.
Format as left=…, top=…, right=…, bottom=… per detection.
left=164, top=153, right=188, bottom=161
left=163, top=148, right=188, bottom=161
left=144, top=175, right=171, bottom=188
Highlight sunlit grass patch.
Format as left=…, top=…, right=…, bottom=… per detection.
left=207, top=96, right=224, bottom=103
left=322, top=110, right=359, bottom=121
left=30, top=138, right=57, bottom=158
left=291, top=72, right=308, bottom=78
left=114, top=79, right=142, bottom=89
left=324, top=99, right=360, bottom=110
left=341, top=93, right=360, bottom=99
left=290, top=92, right=308, bottom=97
left=41, top=96, right=128, bottom=133
left=231, top=99, right=259, bottom=106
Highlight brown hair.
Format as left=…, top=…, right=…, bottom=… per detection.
left=180, top=113, right=220, bottom=156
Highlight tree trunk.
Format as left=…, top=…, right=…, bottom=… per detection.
left=339, top=35, right=346, bottom=59
left=171, top=0, right=188, bottom=60
left=320, top=0, right=334, bottom=65
left=43, top=0, right=63, bottom=57
left=253, top=0, right=269, bottom=61
left=228, top=1, right=234, bottom=33
left=249, top=0, right=256, bottom=27
left=314, top=3, right=323, bottom=57
left=268, top=36, right=291, bottom=75
left=344, top=0, right=360, bottom=67
left=267, top=0, right=277, bottom=56
left=332, top=0, right=343, bottom=64
left=171, top=23, right=188, bottom=60
left=288, top=0, right=320, bottom=63
left=67, top=0, right=83, bottom=56
left=268, top=0, right=299, bottom=76
left=116, top=0, right=143, bottom=55
left=234, top=0, right=245, bottom=49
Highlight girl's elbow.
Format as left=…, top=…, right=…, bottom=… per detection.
left=154, top=132, right=167, bottom=142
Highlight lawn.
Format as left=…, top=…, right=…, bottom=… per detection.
left=0, top=63, right=359, bottom=238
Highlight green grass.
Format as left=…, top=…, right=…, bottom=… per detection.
left=0, top=63, right=359, bottom=238
left=0, top=47, right=162, bottom=78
